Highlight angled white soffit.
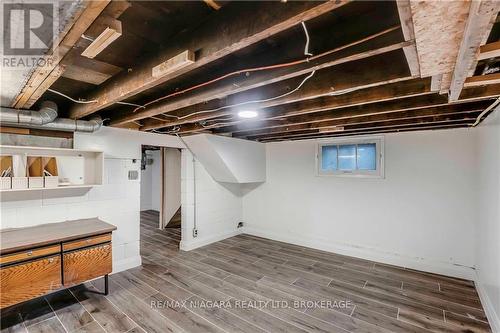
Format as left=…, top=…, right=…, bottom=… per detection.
left=182, top=134, right=266, bottom=184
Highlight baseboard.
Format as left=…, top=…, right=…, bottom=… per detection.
left=180, top=229, right=243, bottom=251
left=475, top=272, right=500, bottom=333
left=243, top=226, right=475, bottom=280
left=112, top=255, right=142, bottom=274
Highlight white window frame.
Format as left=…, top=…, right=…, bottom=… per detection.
left=316, top=135, right=385, bottom=178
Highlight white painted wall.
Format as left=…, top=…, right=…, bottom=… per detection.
left=242, top=128, right=478, bottom=279
left=475, top=108, right=500, bottom=332
left=150, top=150, right=162, bottom=212
left=1, top=158, right=142, bottom=273
left=180, top=150, right=243, bottom=250
left=183, top=134, right=266, bottom=183
left=140, top=153, right=153, bottom=211
left=0, top=127, right=185, bottom=274
left=163, top=148, right=181, bottom=226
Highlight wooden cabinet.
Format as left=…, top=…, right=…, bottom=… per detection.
left=63, top=243, right=112, bottom=286
left=63, top=233, right=111, bottom=252
left=0, top=219, right=116, bottom=309
left=0, top=244, right=60, bottom=265
left=0, top=255, right=62, bottom=308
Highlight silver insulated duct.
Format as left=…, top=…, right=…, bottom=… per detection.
left=0, top=101, right=102, bottom=133
left=0, top=101, right=58, bottom=125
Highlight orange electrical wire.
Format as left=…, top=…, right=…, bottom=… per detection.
left=132, top=26, right=400, bottom=113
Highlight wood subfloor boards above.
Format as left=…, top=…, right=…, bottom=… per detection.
left=111, top=28, right=410, bottom=127
left=68, top=0, right=351, bottom=120
left=139, top=49, right=413, bottom=132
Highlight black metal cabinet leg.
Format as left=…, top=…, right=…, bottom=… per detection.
left=104, top=274, right=109, bottom=295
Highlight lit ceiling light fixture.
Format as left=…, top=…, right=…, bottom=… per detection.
left=238, top=110, right=258, bottom=119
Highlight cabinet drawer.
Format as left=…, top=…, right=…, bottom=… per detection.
left=63, top=243, right=112, bottom=286
left=0, top=244, right=60, bottom=266
left=62, top=233, right=111, bottom=252
left=1, top=255, right=62, bottom=309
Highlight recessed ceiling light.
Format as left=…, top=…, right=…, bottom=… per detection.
left=238, top=110, right=258, bottom=119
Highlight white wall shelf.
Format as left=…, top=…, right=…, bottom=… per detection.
left=0, top=145, right=104, bottom=193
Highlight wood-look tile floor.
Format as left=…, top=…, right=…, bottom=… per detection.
left=0, top=211, right=491, bottom=333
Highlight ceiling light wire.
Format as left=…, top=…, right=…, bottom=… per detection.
left=47, top=88, right=97, bottom=104
left=131, top=25, right=399, bottom=114
left=116, top=101, right=145, bottom=109
left=169, top=70, right=316, bottom=122
left=301, top=21, right=313, bottom=58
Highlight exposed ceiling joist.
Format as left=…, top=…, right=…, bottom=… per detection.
left=449, top=0, right=500, bottom=101
left=396, top=0, right=420, bottom=77
left=143, top=77, right=428, bottom=132
left=81, top=15, right=123, bottom=59
left=61, top=57, right=123, bottom=85
left=238, top=102, right=486, bottom=137
left=464, top=73, right=500, bottom=87
left=68, top=0, right=351, bottom=119
left=182, top=97, right=490, bottom=135
left=257, top=122, right=474, bottom=142
left=11, top=1, right=111, bottom=109
left=112, top=34, right=410, bottom=127
left=478, top=40, right=500, bottom=60
left=252, top=117, right=476, bottom=141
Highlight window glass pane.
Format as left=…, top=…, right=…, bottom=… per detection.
left=357, top=143, right=377, bottom=170
left=321, top=145, right=337, bottom=171
left=338, top=144, right=356, bottom=170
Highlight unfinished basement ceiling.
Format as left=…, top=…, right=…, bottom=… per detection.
left=5, top=0, right=500, bottom=142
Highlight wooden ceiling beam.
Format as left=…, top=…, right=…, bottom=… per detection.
left=11, top=1, right=111, bottom=108
left=478, top=41, right=500, bottom=60
left=396, top=0, right=420, bottom=77
left=80, top=15, right=123, bottom=59
left=61, top=56, right=122, bottom=85
left=238, top=107, right=483, bottom=139
left=464, top=73, right=500, bottom=87
left=68, top=0, right=351, bottom=119
left=251, top=117, right=476, bottom=141
left=182, top=98, right=490, bottom=135
left=139, top=49, right=413, bottom=131
left=449, top=0, right=500, bottom=101
left=257, top=123, right=472, bottom=142
left=148, top=77, right=500, bottom=133
left=111, top=30, right=410, bottom=126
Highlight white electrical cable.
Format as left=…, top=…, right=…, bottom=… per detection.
left=157, top=24, right=317, bottom=123
left=472, top=97, right=500, bottom=127
left=301, top=22, right=313, bottom=57
left=116, top=101, right=145, bottom=109
left=168, top=70, right=316, bottom=122
left=47, top=88, right=97, bottom=104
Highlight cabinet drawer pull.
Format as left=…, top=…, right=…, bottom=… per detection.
left=26, top=251, right=33, bottom=256
left=48, top=258, right=54, bottom=263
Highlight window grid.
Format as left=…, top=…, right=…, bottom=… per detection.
left=317, top=136, right=384, bottom=178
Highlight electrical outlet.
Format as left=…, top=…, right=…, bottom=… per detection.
left=193, top=228, right=198, bottom=238
left=237, top=222, right=244, bottom=228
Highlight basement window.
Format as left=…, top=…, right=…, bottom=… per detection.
left=317, top=136, right=384, bottom=178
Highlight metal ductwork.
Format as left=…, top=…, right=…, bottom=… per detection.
left=32, top=117, right=104, bottom=133
left=0, top=101, right=58, bottom=125
left=0, top=101, right=103, bottom=133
